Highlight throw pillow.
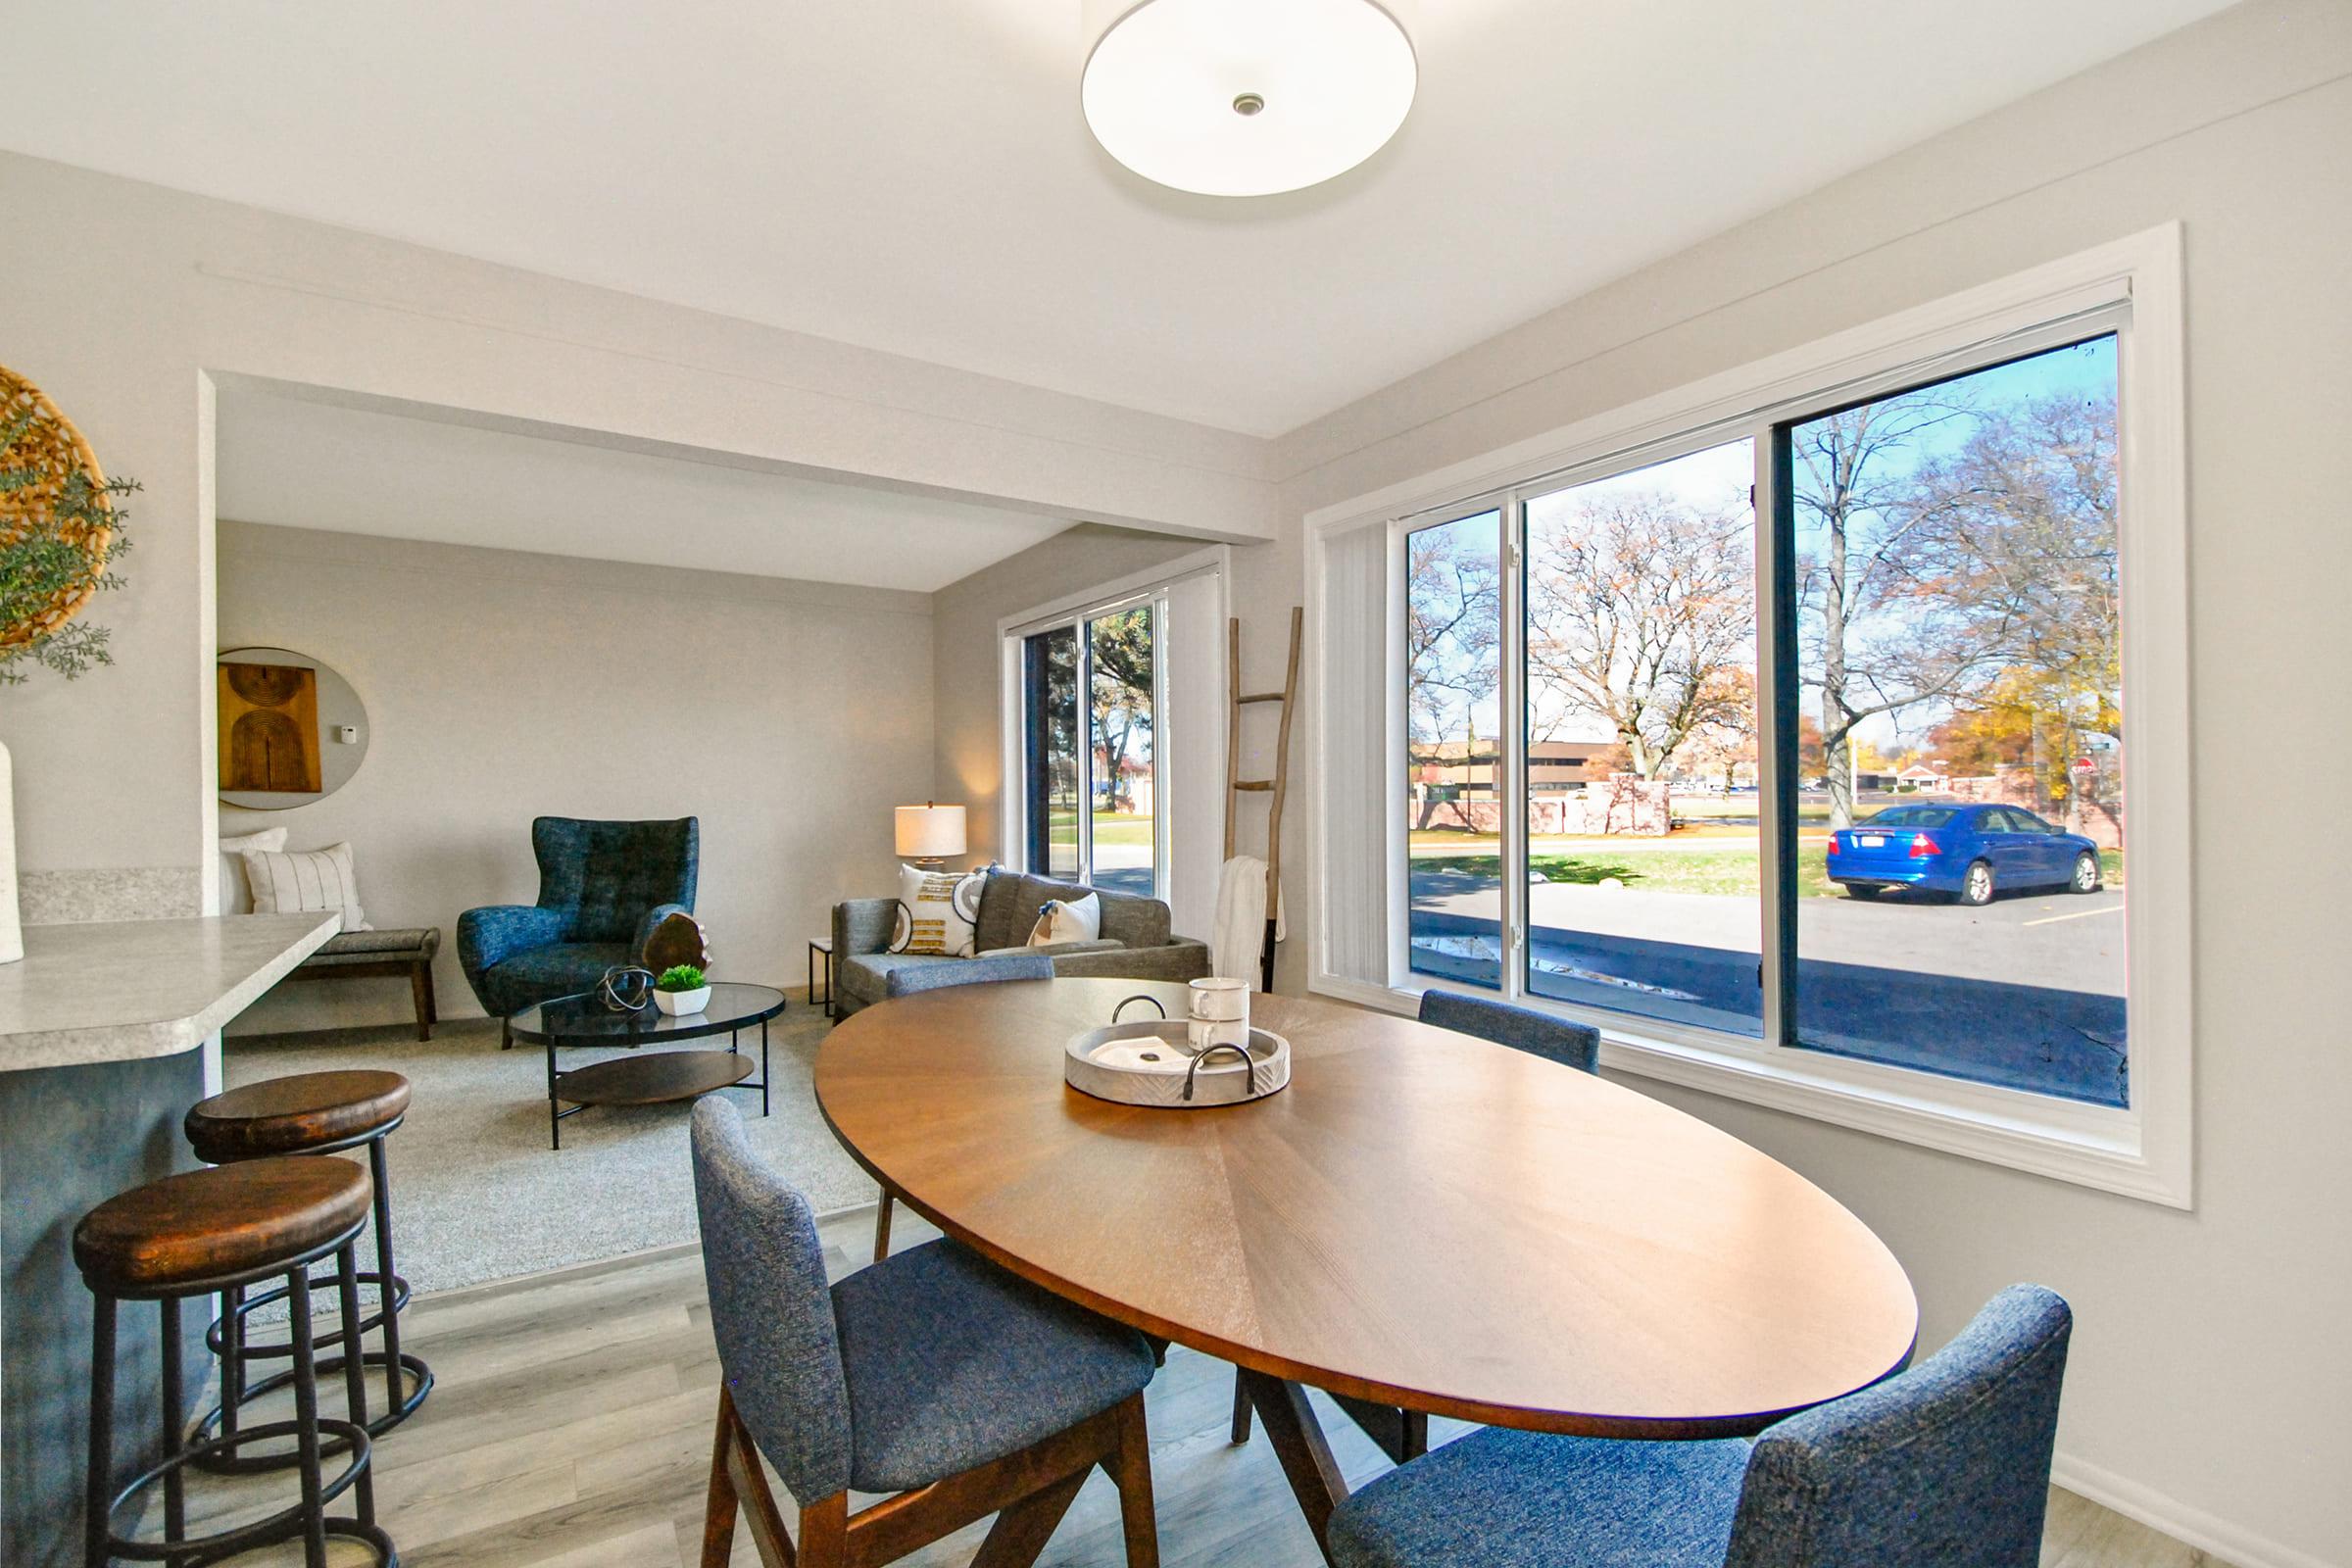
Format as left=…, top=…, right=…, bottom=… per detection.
left=1027, top=893, right=1102, bottom=948
left=218, top=827, right=287, bottom=915
left=241, top=841, right=369, bottom=933
left=890, top=863, right=983, bottom=956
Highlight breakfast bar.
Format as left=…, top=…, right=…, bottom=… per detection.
left=0, top=911, right=337, bottom=1567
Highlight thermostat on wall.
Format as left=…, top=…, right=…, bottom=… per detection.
left=333, top=724, right=360, bottom=745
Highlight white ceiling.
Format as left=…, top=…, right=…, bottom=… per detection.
left=215, top=385, right=1073, bottom=592
left=7, top=1, right=2234, bottom=435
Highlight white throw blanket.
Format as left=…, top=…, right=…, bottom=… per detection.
left=1212, top=854, right=1287, bottom=988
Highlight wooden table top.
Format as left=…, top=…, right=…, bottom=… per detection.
left=816, top=978, right=1917, bottom=1440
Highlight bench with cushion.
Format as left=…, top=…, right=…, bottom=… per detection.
left=830, top=867, right=1208, bottom=1017
left=285, top=926, right=442, bottom=1041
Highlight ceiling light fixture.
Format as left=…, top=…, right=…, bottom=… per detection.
left=1081, top=0, right=1417, bottom=198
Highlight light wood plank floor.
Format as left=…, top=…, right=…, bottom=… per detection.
left=171, top=1206, right=2225, bottom=1567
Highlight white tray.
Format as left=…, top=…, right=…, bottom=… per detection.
left=1064, top=1019, right=1291, bottom=1108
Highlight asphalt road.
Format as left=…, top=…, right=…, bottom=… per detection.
left=1409, top=873, right=2130, bottom=1106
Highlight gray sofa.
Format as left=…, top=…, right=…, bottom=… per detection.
left=831, top=867, right=1209, bottom=1016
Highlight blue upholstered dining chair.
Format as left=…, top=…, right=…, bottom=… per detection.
left=1418, top=990, right=1601, bottom=1074
left=1233, top=989, right=1606, bottom=1456
left=1326, top=1285, right=2074, bottom=1568
left=690, top=1099, right=1160, bottom=1568
left=871, top=951, right=1056, bottom=1259
left=456, top=815, right=698, bottom=1045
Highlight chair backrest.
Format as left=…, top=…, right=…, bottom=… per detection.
left=689, top=1098, right=852, bottom=1502
left=532, top=816, right=699, bottom=944
left=1724, top=1285, right=2073, bottom=1568
left=885, top=951, right=1056, bottom=999
left=1417, top=991, right=1600, bottom=1074
left=972, top=868, right=1173, bottom=954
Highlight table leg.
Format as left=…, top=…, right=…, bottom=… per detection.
left=547, top=1033, right=562, bottom=1151
left=760, top=1017, right=771, bottom=1117
left=1235, top=1368, right=1345, bottom=1563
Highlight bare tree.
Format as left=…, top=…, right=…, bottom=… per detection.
left=1793, top=396, right=2013, bottom=827
left=1525, top=489, right=1753, bottom=779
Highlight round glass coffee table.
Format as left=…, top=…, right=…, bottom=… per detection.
left=511, top=982, right=787, bottom=1150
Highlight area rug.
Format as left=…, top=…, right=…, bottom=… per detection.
left=224, top=1010, right=877, bottom=1294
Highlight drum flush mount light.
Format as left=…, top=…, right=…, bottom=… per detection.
left=1081, top=0, right=1417, bottom=198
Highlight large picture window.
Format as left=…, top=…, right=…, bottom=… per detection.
left=1390, top=336, right=2130, bottom=1106
left=1326, top=233, right=2186, bottom=1200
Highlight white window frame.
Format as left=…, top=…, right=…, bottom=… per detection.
left=998, top=547, right=1230, bottom=902
left=1305, top=225, right=2191, bottom=1208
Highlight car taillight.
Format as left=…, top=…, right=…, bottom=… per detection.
left=1908, top=833, right=1939, bottom=858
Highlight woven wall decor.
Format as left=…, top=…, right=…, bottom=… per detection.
left=0, top=364, right=119, bottom=653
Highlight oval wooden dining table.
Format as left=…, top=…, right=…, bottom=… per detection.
left=816, top=978, right=1917, bottom=1559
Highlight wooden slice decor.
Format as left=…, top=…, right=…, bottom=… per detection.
left=0, top=362, right=117, bottom=651
left=640, top=909, right=712, bottom=974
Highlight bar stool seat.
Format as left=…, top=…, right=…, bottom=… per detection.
left=74, top=1158, right=374, bottom=1296
left=185, top=1070, right=434, bottom=1459
left=74, top=1156, right=392, bottom=1567
left=186, top=1069, right=411, bottom=1161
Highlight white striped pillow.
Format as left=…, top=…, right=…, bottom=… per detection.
left=240, top=841, right=369, bottom=933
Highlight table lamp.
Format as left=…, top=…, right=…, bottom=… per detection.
left=895, top=802, right=966, bottom=868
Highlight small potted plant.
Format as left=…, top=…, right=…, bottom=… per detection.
left=654, top=963, right=711, bottom=1017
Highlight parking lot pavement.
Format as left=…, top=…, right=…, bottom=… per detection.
left=1406, top=878, right=2130, bottom=1104
left=1411, top=878, right=2125, bottom=996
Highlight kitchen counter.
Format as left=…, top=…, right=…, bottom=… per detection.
left=0, top=911, right=338, bottom=1071
left=1, top=910, right=339, bottom=1566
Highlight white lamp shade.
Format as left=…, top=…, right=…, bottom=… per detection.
left=1082, top=0, right=1417, bottom=198
left=895, top=804, right=967, bottom=859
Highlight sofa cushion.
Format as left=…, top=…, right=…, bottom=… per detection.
left=840, top=951, right=964, bottom=1006
left=972, top=870, right=1171, bottom=955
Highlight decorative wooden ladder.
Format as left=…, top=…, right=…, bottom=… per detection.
left=1223, top=606, right=1303, bottom=992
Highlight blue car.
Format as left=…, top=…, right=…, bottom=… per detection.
left=1825, top=803, right=2104, bottom=906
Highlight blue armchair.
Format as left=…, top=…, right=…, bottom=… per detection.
left=457, top=816, right=699, bottom=1042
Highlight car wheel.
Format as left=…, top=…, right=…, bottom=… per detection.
left=1960, top=861, right=1995, bottom=906
left=1845, top=884, right=1884, bottom=901
left=2071, top=851, right=2102, bottom=894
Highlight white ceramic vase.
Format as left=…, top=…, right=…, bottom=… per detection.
left=655, top=984, right=711, bottom=1017
left=0, top=740, right=21, bottom=964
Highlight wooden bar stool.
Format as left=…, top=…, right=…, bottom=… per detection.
left=184, top=1071, right=433, bottom=1461
left=74, top=1156, right=394, bottom=1567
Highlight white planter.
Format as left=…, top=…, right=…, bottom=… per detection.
left=655, top=985, right=711, bottom=1017
left=0, top=740, right=21, bottom=964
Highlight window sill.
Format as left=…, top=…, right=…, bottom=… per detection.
left=1308, top=973, right=2190, bottom=1209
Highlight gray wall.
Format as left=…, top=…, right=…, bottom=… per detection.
left=1250, top=3, right=2352, bottom=1561
left=218, top=522, right=935, bottom=1032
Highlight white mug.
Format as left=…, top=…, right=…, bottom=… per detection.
left=1189, top=1016, right=1250, bottom=1053
left=1188, top=975, right=1250, bottom=1023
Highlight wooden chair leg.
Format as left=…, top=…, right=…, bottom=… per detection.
left=707, top=1389, right=800, bottom=1568
left=872, top=1191, right=895, bottom=1263
left=1230, top=1370, right=1253, bottom=1445
left=501, top=1016, right=513, bottom=1051
left=702, top=1396, right=742, bottom=1568
left=796, top=1493, right=849, bottom=1568
left=1103, top=1393, right=1159, bottom=1568
left=968, top=1466, right=1090, bottom=1568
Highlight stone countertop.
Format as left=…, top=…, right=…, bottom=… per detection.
left=0, top=912, right=340, bottom=1072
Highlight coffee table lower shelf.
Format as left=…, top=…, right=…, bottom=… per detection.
left=549, top=1048, right=766, bottom=1149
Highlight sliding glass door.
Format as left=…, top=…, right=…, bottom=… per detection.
left=1020, top=599, right=1161, bottom=895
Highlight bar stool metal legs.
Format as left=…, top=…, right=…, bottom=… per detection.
left=75, top=1156, right=396, bottom=1567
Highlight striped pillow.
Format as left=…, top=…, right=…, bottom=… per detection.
left=240, top=841, right=369, bottom=933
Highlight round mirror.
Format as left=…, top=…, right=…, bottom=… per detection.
left=217, top=646, right=369, bottom=808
